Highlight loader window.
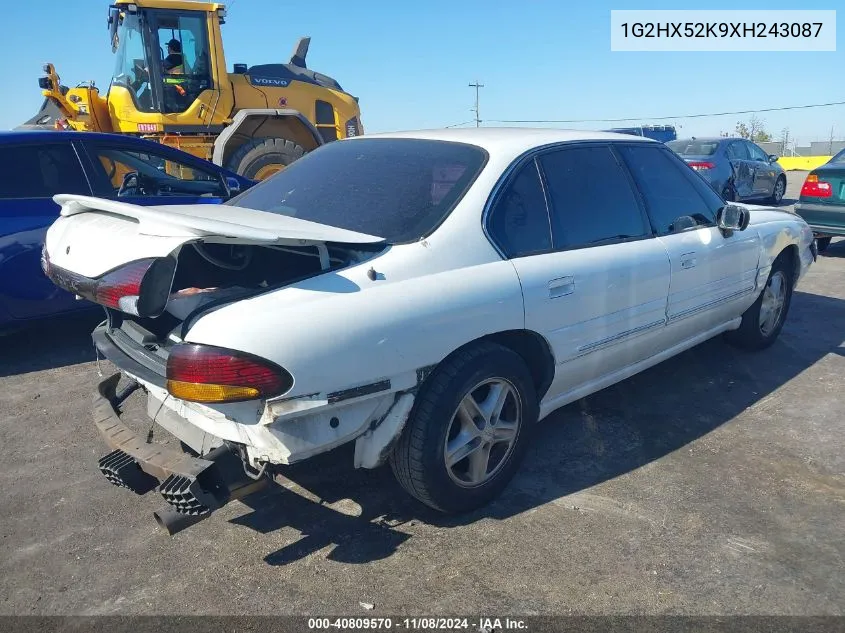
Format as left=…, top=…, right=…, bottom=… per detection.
left=153, top=12, right=212, bottom=114
left=110, top=13, right=155, bottom=112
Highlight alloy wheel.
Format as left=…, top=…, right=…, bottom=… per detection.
left=444, top=378, right=522, bottom=488
left=773, top=179, right=785, bottom=203
left=759, top=270, right=787, bottom=336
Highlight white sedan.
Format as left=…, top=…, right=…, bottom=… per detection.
left=43, top=128, right=816, bottom=526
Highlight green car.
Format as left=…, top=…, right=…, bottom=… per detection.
left=794, top=149, right=845, bottom=252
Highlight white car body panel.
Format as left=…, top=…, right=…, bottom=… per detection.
left=43, top=128, right=816, bottom=469
left=46, top=194, right=383, bottom=278
left=512, top=238, right=671, bottom=399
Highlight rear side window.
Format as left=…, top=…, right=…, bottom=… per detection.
left=725, top=142, right=748, bottom=160
left=539, top=146, right=648, bottom=249
left=618, top=145, right=718, bottom=235
left=487, top=160, right=551, bottom=257
left=0, top=144, right=89, bottom=199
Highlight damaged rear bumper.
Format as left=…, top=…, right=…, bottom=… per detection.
left=93, top=373, right=266, bottom=518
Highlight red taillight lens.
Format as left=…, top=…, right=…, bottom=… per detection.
left=42, top=255, right=175, bottom=317
left=166, top=344, right=293, bottom=404
left=688, top=161, right=715, bottom=171
left=95, top=258, right=155, bottom=312
left=800, top=174, right=832, bottom=198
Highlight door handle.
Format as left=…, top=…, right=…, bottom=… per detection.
left=548, top=276, right=575, bottom=298
left=680, top=253, right=697, bottom=269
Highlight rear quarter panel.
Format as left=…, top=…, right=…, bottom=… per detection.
left=183, top=242, right=526, bottom=403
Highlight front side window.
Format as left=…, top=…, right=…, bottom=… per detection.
left=154, top=12, right=212, bottom=114
left=666, top=139, right=719, bottom=157
left=539, top=146, right=648, bottom=249
left=87, top=145, right=225, bottom=198
left=746, top=142, right=769, bottom=162
left=0, top=144, right=89, bottom=199
left=228, top=138, right=488, bottom=243
left=487, top=160, right=551, bottom=258
left=618, top=145, right=718, bottom=235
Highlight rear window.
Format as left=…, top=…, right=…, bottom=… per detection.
left=227, top=138, right=488, bottom=243
left=831, top=149, right=845, bottom=165
left=667, top=140, right=720, bottom=157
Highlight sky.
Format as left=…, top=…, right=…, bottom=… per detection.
left=0, top=0, right=842, bottom=145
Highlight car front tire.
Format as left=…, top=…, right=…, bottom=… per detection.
left=390, top=341, right=538, bottom=514
left=768, top=175, right=786, bottom=205
left=724, top=253, right=794, bottom=351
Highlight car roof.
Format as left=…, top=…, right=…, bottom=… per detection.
left=0, top=130, right=251, bottom=181
left=0, top=130, right=163, bottom=146
left=348, top=127, right=656, bottom=160
left=671, top=137, right=744, bottom=144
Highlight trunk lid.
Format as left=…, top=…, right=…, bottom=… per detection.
left=811, top=165, right=845, bottom=203
left=45, top=194, right=385, bottom=278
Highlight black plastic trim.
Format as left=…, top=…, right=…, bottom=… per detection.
left=327, top=379, right=391, bottom=404
left=93, top=326, right=167, bottom=388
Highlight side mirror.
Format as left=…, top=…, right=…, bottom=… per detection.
left=223, top=176, right=241, bottom=198
left=768, top=154, right=779, bottom=163
left=717, top=204, right=750, bottom=232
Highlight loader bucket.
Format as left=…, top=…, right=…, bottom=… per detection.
left=16, top=97, right=65, bottom=130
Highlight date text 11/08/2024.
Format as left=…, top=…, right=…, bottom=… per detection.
left=307, top=617, right=528, bottom=631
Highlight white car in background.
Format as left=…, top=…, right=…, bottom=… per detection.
left=43, top=128, right=816, bottom=529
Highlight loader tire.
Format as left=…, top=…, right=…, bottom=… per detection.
left=226, top=137, right=305, bottom=181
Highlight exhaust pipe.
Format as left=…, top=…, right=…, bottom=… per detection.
left=153, top=508, right=210, bottom=536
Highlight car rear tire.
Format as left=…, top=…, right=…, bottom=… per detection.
left=817, top=237, right=832, bottom=253
left=225, top=137, right=305, bottom=181
left=724, top=253, right=793, bottom=351
left=389, top=341, right=538, bottom=514
left=768, top=175, right=786, bottom=205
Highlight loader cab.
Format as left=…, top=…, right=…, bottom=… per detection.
left=108, top=4, right=216, bottom=115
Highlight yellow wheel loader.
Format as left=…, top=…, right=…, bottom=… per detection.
left=24, top=1, right=364, bottom=179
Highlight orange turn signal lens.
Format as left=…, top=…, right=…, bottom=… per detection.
left=806, top=174, right=818, bottom=183
left=166, top=380, right=260, bottom=404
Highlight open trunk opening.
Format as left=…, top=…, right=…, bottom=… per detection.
left=110, top=239, right=381, bottom=348
left=44, top=195, right=388, bottom=379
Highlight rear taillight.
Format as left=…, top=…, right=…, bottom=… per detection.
left=95, top=259, right=154, bottom=312
left=166, top=344, right=293, bottom=404
left=800, top=174, right=832, bottom=198
left=41, top=254, right=176, bottom=317
left=688, top=161, right=715, bottom=171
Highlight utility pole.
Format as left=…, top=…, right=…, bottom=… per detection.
left=469, top=81, right=484, bottom=127
left=829, top=125, right=835, bottom=155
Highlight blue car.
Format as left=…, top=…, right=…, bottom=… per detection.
left=666, top=137, right=787, bottom=205
left=0, top=131, right=255, bottom=330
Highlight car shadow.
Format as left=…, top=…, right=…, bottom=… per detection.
left=820, top=238, right=845, bottom=258
left=0, top=310, right=102, bottom=377
left=228, top=288, right=845, bottom=566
